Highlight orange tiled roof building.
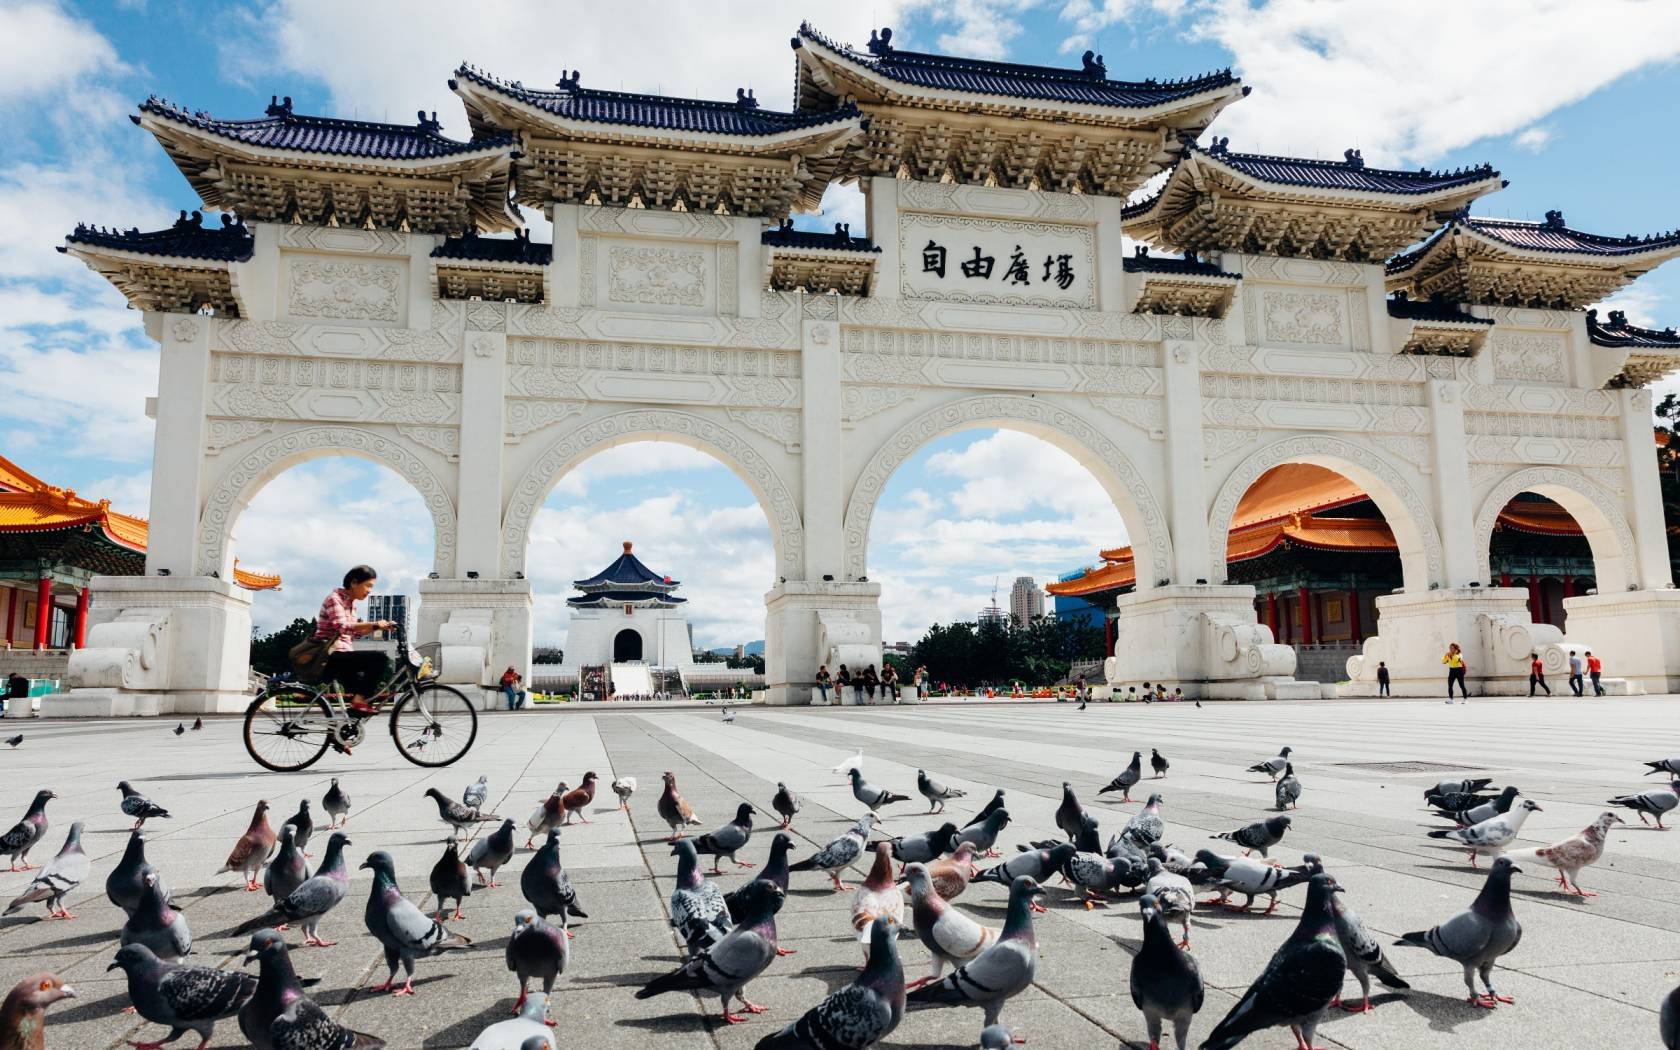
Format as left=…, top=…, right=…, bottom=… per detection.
left=0, top=456, right=278, bottom=650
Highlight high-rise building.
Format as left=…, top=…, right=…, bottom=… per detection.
left=366, top=594, right=410, bottom=638
left=1009, top=576, right=1044, bottom=623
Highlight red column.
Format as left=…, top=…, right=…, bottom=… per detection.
left=1563, top=575, right=1574, bottom=598
left=32, top=575, right=50, bottom=650
left=1526, top=576, right=1541, bottom=622
left=1349, top=583, right=1362, bottom=643
left=1266, top=592, right=1279, bottom=637
left=72, top=587, right=89, bottom=649
left=1297, top=585, right=1314, bottom=645
left=1104, top=615, right=1116, bottom=657
left=1500, top=571, right=1511, bottom=588
left=3, top=588, right=14, bottom=646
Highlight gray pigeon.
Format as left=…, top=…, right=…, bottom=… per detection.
left=506, top=909, right=569, bottom=1021
left=917, top=770, right=966, bottom=813
left=953, top=810, right=1010, bottom=859
left=1438, top=785, right=1519, bottom=827
left=638, top=879, right=783, bottom=1023
left=892, top=822, right=960, bottom=867
left=261, top=825, right=310, bottom=907
left=236, top=831, right=351, bottom=947
left=904, top=862, right=998, bottom=988
left=1428, top=777, right=1495, bottom=797
left=670, top=838, right=732, bottom=957
left=771, top=782, right=801, bottom=829
left=1609, top=779, right=1680, bottom=829
left=1213, top=815, right=1292, bottom=857
left=1427, top=798, right=1542, bottom=865
left=1663, top=981, right=1680, bottom=1049
left=975, top=843, right=1076, bottom=888
left=1247, top=747, right=1293, bottom=781
left=520, top=829, right=587, bottom=927
left=726, top=833, right=796, bottom=929
left=1122, top=794, right=1165, bottom=846
left=1054, top=783, right=1085, bottom=841
left=1196, top=850, right=1307, bottom=914
left=849, top=768, right=909, bottom=811
left=466, top=818, right=516, bottom=887
left=1275, top=764, right=1302, bottom=810
left=463, top=775, right=489, bottom=810
left=907, top=876, right=1041, bottom=1037
left=1201, top=873, right=1346, bottom=1050
left=964, top=790, right=1006, bottom=830
left=1303, top=856, right=1410, bottom=1013
left=1395, top=855, right=1523, bottom=1007
left=239, top=930, right=383, bottom=1050
left=756, top=915, right=904, bottom=1049
left=787, top=814, right=876, bottom=891
left=122, top=870, right=192, bottom=961
left=4, top=821, right=88, bottom=919
left=360, top=850, right=469, bottom=995
left=690, top=802, right=757, bottom=873
left=1098, top=752, right=1143, bottom=802
left=110, top=942, right=255, bottom=1049
left=429, top=838, right=471, bottom=921
left=1645, top=758, right=1680, bottom=778
left=0, top=788, right=53, bottom=870
left=1142, top=858, right=1196, bottom=949
left=280, top=801, right=312, bottom=854
left=424, top=787, right=499, bottom=834
left=1130, top=892, right=1202, bottom=1050
left=119, top=782, right=171, bottom=829
left=1427, top=788, right=1495, bottom=812
left=322, top=778, right=350, bottom=828
left=108, top=828, right=161, bottom=915
left=472, top=996, right=553, bottom=1050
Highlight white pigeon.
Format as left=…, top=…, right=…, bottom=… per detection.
left=831, top=748, right=864, bottom=776
left=470, top=991, right=555, bottom=1050
left=1427, top=798, right=1543, bottom=866
left=611, top=777, right=637, bottom=812
left=1503, top=810, right=1623, bottom=896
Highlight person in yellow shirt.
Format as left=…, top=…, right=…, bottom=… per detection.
left=1442, top=642, right=1468, bottom=703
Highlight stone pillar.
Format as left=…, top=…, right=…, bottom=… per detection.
left=72, top=587, right=89, bottom=649
left=145, top=315, right=213, bottom=577
left=1104, top=584, right=1311, bottom=700
left=865, top=177, right=901, bottom=301
left=32, top=575, right=50, bottom=650
left=1426, top=377, right=1480, bottom=588
left=1162, top=340, right=1211, bottom=584
left=455, top=329, right=506, bottom=576
left=764, top=581, right=882, bottom=706
left=1342, top=586, right=1563, bottom=697
left=1619, top=388, right=1674, bottom=588
left=801, top=312, right=844, bottom=580
left=416, top=577, right=532, bottom=710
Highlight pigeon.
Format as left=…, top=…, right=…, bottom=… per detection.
left=1143, top=858, right=1196, bottom=948
left=691, top=802, right=757, bottom=873
left=261, top=825, right=310, bottom=908
left=953, top=809, right=1010, bottom=859
left=1609, top=779, right=1680, bottom=829
left=236, top=831, right=352, bottom=947
left=122, top=871, right=193, bottom=961
left=520, top=829, right=587, bottom=927
left=322, top=778, right=350, bottom=828
left=1062, top=847, right=1125, bottom=908
left=424, top=787, right=499, bottom=834
left=1275, top=764, right=1302, bottom=810
left=1054, top=782, right=1086, bottom=841
left=1201, top=873, right=1346, bottom=1050
left=191, top=717, right=203, bottom=731
left=1437, top=785, right=1519, bottom=827
left=1122, top=794, right=1166, bottom=847
left=788, top=814, right=877, bottom=891
left=851, top=843, right=906, bottom=959
left=1213, top=815, right=1292, bottom=858
left=239, top=931, right=383, bottom=1050
left=1247, top=747, right=1293, bottom=781
left=904, top=862, right=998, bottom=989
left=360, top=850, right=469, bottom=995
left=109, top=942, right=255, bottom=1050
left=429, top=838, right=471, bottom=921
left=755, top=915, right=903, bottom=1049
left=907, top=876, right=1041, bottom=1037
left=4, top=822, right=87, bottom=920
left=108, top=828, right=162, bottom=916
left=1130, top=892, right=1203, bottom=1050
left=726, top=834, right=796, bottom=954
left=975, top=843, right=1076, bottom=889
left=0, top=973, right=76, bottom=1050
left=218, top=800, right=277, bottom=891
left=464, top=775, right=489, bottom=810
left=281, top=801, right=313, bottom=854
left=849, top=768, right=910, bottom=811
left=1504, top=811, right=1623, bottom=897
left=2, top=736, right=19, bottom=748
left=1426, top=788, right=1495, bottom=813
left=1293, top=857, right=1410, bottom=1014
left=1664, top=982, right=1680, bottom=1050
left=770, top=782, right=800, bottom=829
left=1427, top=777, right=1495, bottom=798
left=639, top=879, right=784, bottom=1024
left=1395, top=856, right=1523, bottom=1007
left=657, top=771, right=704, bottom=840
left=174, top=723, right=185, bottom=736
left=0, top=789, right=54, bottom=871
left=1428, top=798, right=1543, bottom=866
left=670, top=838, right=732, bottom=956
left=831, top=748, right=865, bottom=776
left=917, top=770, right=966, bottom=813
left=611, top=776, right=636, bottom=811
left=927, top=842, right=980, bottom=901
left=559, top=772, right=598, bottom=825
left=119, top=782, right=171, bottom=829
left=892, top=822, right=960, bottom=867
left=1151, top=749, right=1170, bottom=778
left=1643, top=758, right=1680, bottom=778
left=525, top=789, right=565, bottom=849
left=721, top=706, right=736, bottom=724
left=471, top=995, right=554, bottom=1050
left=1196, top=850, right=1305, bottom=914
left=506, top=910, right=569, bottom=1020
left=467, top=819, right=517, bottom=887
left=1099, top=752, right=1144, bottom=802
left=964, top=790, right=1006, bottom=830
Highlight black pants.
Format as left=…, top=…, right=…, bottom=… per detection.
left=1569, top=673, right=1584, bottom=697
left=1378, top=679, right=1389, bottom=697
left=324, top=651, right=389, bottom=698
left=1447, top=666, right=1468, bottom=699
left=1529, top=672, right=1550, bottom=697
left=1591, top=671, right=1603, bottom=696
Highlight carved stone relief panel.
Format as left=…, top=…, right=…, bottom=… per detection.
left=1489, top=330, right=1569, bottom=385
left=1255, top=287, right=1346, bottom=347
left=897, top=180, right=1097, bottom=223
left=602, top=241, right=712, bottom=313
left=282, top=254, right=406, bottom=326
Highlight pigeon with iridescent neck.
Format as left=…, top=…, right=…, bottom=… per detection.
left=907, top=876, right=1042, bottom=1039
left=638, top=880, right=783, bottom=1024
left=236, top=831, right=351, bottom=947
left=1302, top=855, right=1410, bottom=1013
left=506, top=910, right=567, bottom=1022
left=904, top=862, right=997, bottom=990
left=261, top=825, right=310, bottom=909
left=1395, top=856, right=1523, bottom=1008
left=108, top=829, right=161, bottom=916
left=1201, top=873, right=1346, bottom=1050
left=467, top=819, right=516, bottom=887
left=360, top=850, right=469, bottom=995
left=110, top=943, right=254, bottom=1050
left=122, top=871, right=192, bottom=961
left=4, top=822, right=86, bottom=920
left=1130, top=892, right=1202, bottom=1050
left=670, top=838, right=731, bottom=957
left=0, top=790, right=54, bottom=871
left=471, top=994, right=553, bottom=1050
left=756, top=915, right=902, bottom=1049
left=322, top=778, right=350, bottom=829
left=520, top=829, right=587, bottom=928
left=239, top=931, right=382, bottom=1050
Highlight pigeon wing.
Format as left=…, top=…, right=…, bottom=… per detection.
left=160, top=966, right=253, bottom=1021
left=806, top=983, right=893, bottom=1048
left=271, top=995, right=381, bottom=1050
left=280, top=876, right=346, bottom=921
left=383, top=894, right=453, bottom=952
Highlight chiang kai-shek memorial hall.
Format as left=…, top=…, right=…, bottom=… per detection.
left=56, top=23, right=1680, bottom=711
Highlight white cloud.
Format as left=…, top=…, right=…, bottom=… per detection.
left=543, top=442, right=726, bottom=500
left=919, top=0, right=1034, bottom=60
left=0, top=2, right=124, bottom=104
left=1513, top=125, right=1554, bottom=153
left=1594, top=284, right=1665, bottom=329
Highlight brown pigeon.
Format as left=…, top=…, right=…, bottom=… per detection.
left=927, top=842, right=980, bottom=902
left=560, top=772, right=599, bottom=825
left=525, top=786, right=566, bottom=850
left=0, top=973, right=76, bottom=1050
left=218, top=801, right=276, bottom=891
left=657, top=772, right=703, bottom=841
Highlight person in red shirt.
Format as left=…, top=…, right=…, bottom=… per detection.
left=500, top=666, right=526, bottom=710
left=1586, top=651, right=1604, bottom=696
left=1528, top=651, right=1551, bottom=697
left=311, top=565, right=396, bottom=715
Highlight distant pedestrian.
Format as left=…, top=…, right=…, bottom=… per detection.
left=913, top=665, right=929, bottom=700
left=815, top=664, right=832, bottom=704
left=500, top=665, right=527, bottom=709
left=862, top=664, right=879, bottom=702
left=836, top=664, right=852, bottom=704
left=881, top=662, right=899, bottom=702
left=1171, top=687, right=1184, bottom=702
left=3, top=671, right=27, bottom=715
left=1528, top=651, right=1551, bottom=697
left=1127, top=686, right=1138, bottom=702
left=1376, top=660, right=1390, bottom=698
left=1567, top=650, right=1584, bottom=697
left=1587, top=650, right=1604, bottom=696
left=1442, top=642, right=1468, bottom=703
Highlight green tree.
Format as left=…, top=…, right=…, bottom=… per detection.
left=909, top=616, right=1103, bottom=690
left=250, top=617, right=314, bottom=676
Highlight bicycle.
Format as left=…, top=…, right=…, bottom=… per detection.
left=242, top=625, right=478, bottom=772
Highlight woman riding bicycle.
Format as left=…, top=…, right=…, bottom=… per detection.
left=313, top=565, right=396, bottom=715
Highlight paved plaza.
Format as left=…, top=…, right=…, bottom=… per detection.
left=2, top=696, right=1676, bottom=1050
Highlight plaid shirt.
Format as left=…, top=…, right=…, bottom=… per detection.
left=314, top=587, right=359, bottom=652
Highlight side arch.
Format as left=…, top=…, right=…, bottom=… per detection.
left=1208, top=434, right=1445, bottom=591
left=1473, top=466, right=1637, bottom=594
left=501, top=408, right=804, bottom=579
left=197, top=425, right=458, bottom=578
left=841, top=395, right=1173, bottom=589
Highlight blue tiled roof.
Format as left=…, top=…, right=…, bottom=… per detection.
left=1463, top=212, right=1680, bottom=256
left=1191, top=140, right=1500, bottom=196
left=1587, top=309, right=1680, bottom=348
left=60, top=211, right=254, bottom=262
left=431, top=229, right=551, bottom=265
left=566, top=591, right=686, bottom=607
left=135, top=95, right=514, bottom=159
left=761, top=221, right=879, bottom=253
left=574, top=545, right=678, bottom=590
left=1122, top=249, right=1233, bottom=278
left=795, top=24, right=1238, bottom=108
left=1386, top=294, right=1491, bottom=324
left=453, top=65, right=861, bottom=137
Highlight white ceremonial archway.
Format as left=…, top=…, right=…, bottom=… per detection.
left=1472, top=466, right=1638, bottom=594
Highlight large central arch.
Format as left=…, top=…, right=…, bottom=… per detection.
left=840, top=394, right=1173, bottom=589
left=500, top=408, right=805, bottom=580
left=1472, top=466, right=1638, bottom=594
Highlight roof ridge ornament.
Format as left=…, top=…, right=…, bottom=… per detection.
left=1343, top=147, right=1364, bottom=169
left=735, top=87, right=759, bottom=109
left=867, top=26, right=893, bottom=56
left=265, top=95, right=293, bottom=118
left=1080, top=50, right=1107, bottom=79
left=416, top=110, right=441, bottom=133
left=557, top=69, right=581, bottom=91
left=1207, top=136, right=1230, bottom=155
left=1544, top=208, right=1566, bottom=229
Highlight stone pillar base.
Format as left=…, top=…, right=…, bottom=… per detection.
left=1561, top=590, right=1680, bottom=694
left=763, top=581, right=882, bottom=706
left=1104, top=584, right=1302, bottom=698
left=67, top=576, right=252, bottom=716
left=416, top=578, right=532, bottom=690
left=1341, top=587, right=1561, bottom=697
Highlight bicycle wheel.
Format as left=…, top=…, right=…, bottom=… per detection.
left=243, top=688, right=334, bottom=772
left=389, top=682, right=478, bottom=767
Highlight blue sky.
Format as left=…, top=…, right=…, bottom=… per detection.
left=5, top=1, right=1680, bottom=650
